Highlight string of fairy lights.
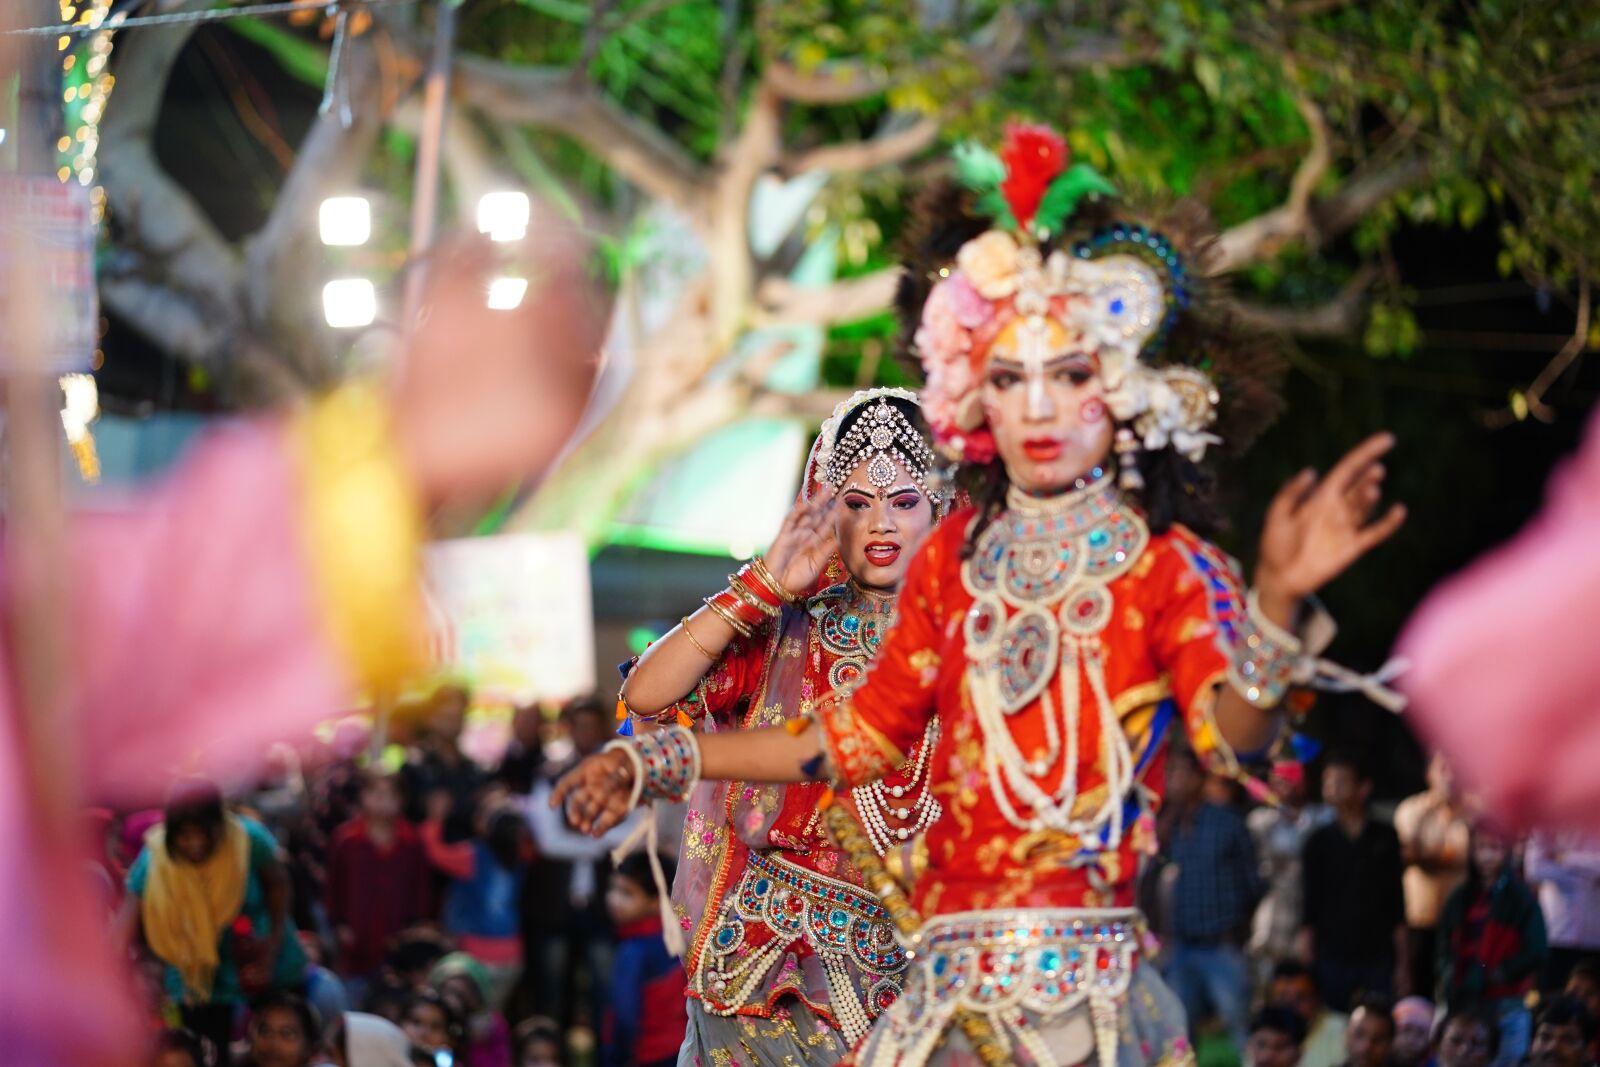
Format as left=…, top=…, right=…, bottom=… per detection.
left=56, top=0, right=116, bottom=221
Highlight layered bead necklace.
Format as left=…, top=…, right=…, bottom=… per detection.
left=815, top=581, right=944, bottom=856
left=960, top=473, right=1149, bottom=845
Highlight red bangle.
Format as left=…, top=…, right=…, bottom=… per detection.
left=704, top=587, right=764, bottom=636
left=746, top=558, right=799, bottom=605
left=730, top=562, right=783, bottom=609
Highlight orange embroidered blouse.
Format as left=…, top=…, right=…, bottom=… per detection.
left=817, top=497, right=1256, bottom=918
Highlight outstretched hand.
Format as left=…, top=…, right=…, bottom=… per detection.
left=762, top=490, right=840, bottom=597
left=1256, top=432, right=1407, bottom=608
left=549, top=748, right=637, bottom=836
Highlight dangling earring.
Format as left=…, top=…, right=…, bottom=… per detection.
left=1115, top=428, right=1145, bottom=492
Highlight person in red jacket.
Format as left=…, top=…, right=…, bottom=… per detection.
left=602, top=852, right=687, bottom=1067
left=327, top=770, right=433, bottom=1000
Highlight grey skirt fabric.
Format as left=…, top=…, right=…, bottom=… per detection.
left=677, top=998, right=851, bottom=1067
left=850, top=960, right=1196, bottom=1067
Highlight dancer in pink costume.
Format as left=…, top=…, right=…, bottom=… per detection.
left=0, top=236, right=609, bottom=1067
left=1400, top=408, right=1600, bottom=831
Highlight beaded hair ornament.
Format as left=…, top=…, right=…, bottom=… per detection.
left=812, top=386, right=941, bottom=504
left=913, top=123, right=1222, bottom=466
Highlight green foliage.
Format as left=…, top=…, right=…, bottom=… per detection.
left=225, top=18, right=329, bottom=89
left=247, top=0, right=1598, bottom=387
left=1363, top=302, right=1422, bottom=360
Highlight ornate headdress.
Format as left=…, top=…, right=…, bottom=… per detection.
left=810, top=387, right=941, bottom=504
left=912, top=124, right=1234, bottom=466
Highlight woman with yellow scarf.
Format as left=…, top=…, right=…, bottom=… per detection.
left=123, top=780, right=308, bottom=1054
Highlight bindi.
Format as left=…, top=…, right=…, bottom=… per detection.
left=1079, top=397, right=1107, bottom=424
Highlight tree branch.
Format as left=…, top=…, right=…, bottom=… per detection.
left=242, top=32, right=397, bottom=386
left=1230, top=265, right=1378, bottom=338
left=754, top=268, right=901, bottom=328
left=1522, top=267, right=1591, bottom=423
left=97, top=0, right=242, bottom=364
left=781, top=113, right=941, bottom=176
left=763, top=59, right=888, bottom=104
left=1212, top=155, right=1427, bottom=275
left=1210, top=92, right=1331, bottom=273
left=451, top=56, right=708, bottom=225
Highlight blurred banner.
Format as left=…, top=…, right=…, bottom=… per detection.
left=0, top=176, right=96, bottom=374
left=424, top=532, right=595, bottom=702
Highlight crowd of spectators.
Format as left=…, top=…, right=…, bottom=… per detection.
left=1154, top=745, right=1600, bottom=1067
left=115, top=686, right=686, bottom=1067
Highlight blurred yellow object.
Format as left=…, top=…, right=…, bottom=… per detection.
left=292, top=382, right=428, bottom=693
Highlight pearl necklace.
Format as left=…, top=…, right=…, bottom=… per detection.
left=961, top=472, right=1148, bottom=843
left=817, top=581, right=943, bottom=856
left=855, top=717, right=942, bottom=856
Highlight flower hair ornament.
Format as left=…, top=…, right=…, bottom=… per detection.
left=811, top=387, right=941, bottom=505
left=912, top=123, right=1224, bottom=468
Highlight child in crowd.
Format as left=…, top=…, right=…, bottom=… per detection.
left=327, top=770, right=433, bottom=1001
left=1246, top=1006, right=1309, bottom=1067
left=1435, top=1009, right=1499, bottom=1067
left=423, top=786, right=531, bottom=1000
left=150, top=1028, right=214, bottom=1067
left=1393, top=997, right=1437, bottom=1067
left=402, top=989, right=464, bottom=1066
left=384, top=928, right=454, bottom=994
left=1438, top=825, right=1548, bottom=1067
left=1341, top=1000, right=1396, bottom=1067
left=512, top=1017, right=565, bottom=1067
left=241, top=990, right=319, bottom=1067
left=600, top=852, right=686, bottom=1067
left=431, top=951, right=512, bottom=1067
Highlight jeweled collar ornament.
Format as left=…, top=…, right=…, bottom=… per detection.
left=814, top=387, right=940, bottom=503
left=913, top=123, right=1222, bottom=466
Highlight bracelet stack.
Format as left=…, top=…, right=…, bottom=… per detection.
left=636, top=724, right=702, bottom=804
left=702, top=558, right=797, bottom=637
left=602, top=724, right=703, bottom=808
left=1228, top=589, right=1306, bottom=709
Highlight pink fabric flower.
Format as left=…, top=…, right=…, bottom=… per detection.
left=917, top=273, right=996, bottom=451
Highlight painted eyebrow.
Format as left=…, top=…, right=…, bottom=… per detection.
left=987, top=353, right=1093, bottom=373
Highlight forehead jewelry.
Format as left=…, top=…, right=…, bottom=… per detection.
left=822, top=399, right=939, bottom=499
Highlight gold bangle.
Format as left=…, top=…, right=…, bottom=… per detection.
left=680, top=616, right=717, bottom=661
left=750, top=556, right=800, bottom=605
left=728, top=573, right=781, bottom=618
left=703, top=596, right=754, bottom=638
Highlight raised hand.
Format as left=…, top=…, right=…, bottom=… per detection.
left=390, top=225, right=610, bottom=514
left=762, top=490, right=840, bottom=597
left=1256, top=432, right=1407, bottom=608
left=549, top=748, right=638, bottom=836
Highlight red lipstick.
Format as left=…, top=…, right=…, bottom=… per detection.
left=1022, top=438, right=1063, bottom=462
left=863, top=541, right=902, bottom=566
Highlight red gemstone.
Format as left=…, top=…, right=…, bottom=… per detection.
left=978, top=951, right=998, bottom=974
left=785, top=895, right=805, bottom=913
left=1096, top=955, right=1111, bottom=970
left=876, top=990, right=898, bottom=1010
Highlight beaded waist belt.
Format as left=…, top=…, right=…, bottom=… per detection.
left=871, top=908, right=1146, bottom=1067
left=907, top=908, right=1143, bottom=1013
left=694, top=849, right=907, bottom=1043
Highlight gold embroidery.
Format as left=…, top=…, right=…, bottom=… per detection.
left=780, top=635, right=804, bottom=659
left=1123, top=604, right=1145, bottom=631
left=909, top=647, right=941, bottom=687
left=975, top=835, right=1010, bottom=874
left=682, top=810, right=729, bottom=864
